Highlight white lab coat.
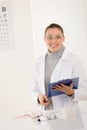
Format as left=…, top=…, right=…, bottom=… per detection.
left=31, top=48, right=87, bottom=108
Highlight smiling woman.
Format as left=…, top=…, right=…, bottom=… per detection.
left=44, top=24, right=65, bottom=53
left=31, top=23, right=87, bottom=110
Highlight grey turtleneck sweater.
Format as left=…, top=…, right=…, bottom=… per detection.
left=45, top=46, right=65, bottom=109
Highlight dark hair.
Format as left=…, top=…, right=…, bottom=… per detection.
left=44, top=23, right=64, bottom=36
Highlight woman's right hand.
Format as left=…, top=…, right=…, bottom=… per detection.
left=38, top=94, right=50, bottom=107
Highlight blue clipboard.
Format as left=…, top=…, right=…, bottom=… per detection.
left=48, top=77, right=79, bottom=97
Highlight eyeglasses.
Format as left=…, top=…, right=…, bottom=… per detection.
left=45, top=35, right=64, bottom=40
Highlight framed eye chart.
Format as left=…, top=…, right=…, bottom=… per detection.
left=0, top=0, right=15, bottom=50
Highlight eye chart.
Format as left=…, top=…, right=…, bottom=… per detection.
left=0, top=1, right=15, bottom=50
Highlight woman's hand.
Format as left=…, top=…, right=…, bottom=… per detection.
left=37, top=94, right=50, bottom=106
left=52, top=83, right=74, bottom=96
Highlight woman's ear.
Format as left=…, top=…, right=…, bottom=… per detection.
left=63, top=36, right=65, bottom=42
left=44, top=36, right=46, bottom=42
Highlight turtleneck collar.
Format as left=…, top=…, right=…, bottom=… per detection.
left=47, top=45, right=65, bottom=59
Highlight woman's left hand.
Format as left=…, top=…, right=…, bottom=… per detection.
left=52, top=83, right=74, bottom=96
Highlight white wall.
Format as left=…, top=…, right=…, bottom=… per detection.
left=0, top=0, right=35, bottom=115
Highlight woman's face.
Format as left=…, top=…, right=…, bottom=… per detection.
left=44, top=27, right=65, bottom=52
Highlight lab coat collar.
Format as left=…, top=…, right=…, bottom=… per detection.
left=44, top=48, right=70, bottom=61
left=61, top=48, right=71, bottom=61
left=38, top=48, right=70, bottom=64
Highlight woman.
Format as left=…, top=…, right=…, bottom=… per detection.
left=31, top=23, right=87, bottom=110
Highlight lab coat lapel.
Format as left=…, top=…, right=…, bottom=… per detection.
left=51, top=49, right=70, bottom=82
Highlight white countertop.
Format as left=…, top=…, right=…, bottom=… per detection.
left=0, top=101, right=87, bottom=130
